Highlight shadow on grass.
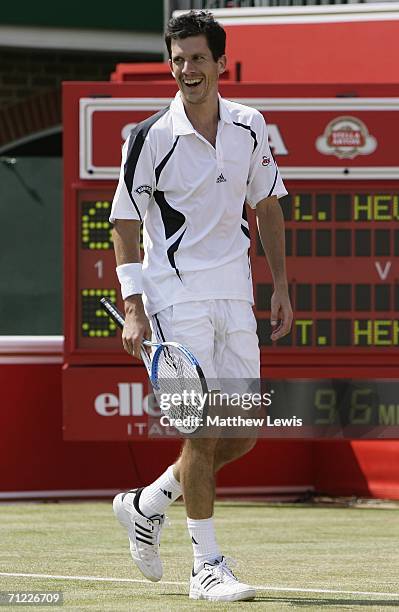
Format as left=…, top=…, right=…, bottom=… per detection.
left=163, top=593, right=399, bottom=606
left=253, top=596, right=399, bottom=606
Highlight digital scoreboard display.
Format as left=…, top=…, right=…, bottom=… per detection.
left=81, top=200, right=113, bottom=251
left=256, top=188, right=399, bottom=349
left=76, top=188, right=399, bottom=354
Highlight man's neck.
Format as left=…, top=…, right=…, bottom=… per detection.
left=184, top=101, right=218, bottom=127
left=183, top=96, right=219, bottom=146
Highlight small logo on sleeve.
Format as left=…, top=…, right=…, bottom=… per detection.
left=262, top=156, right=271, bottom=166
left=216, top=173, right=227, bottom=183
left=134, top=184, right=152, bottom=196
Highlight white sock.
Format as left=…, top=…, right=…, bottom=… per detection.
left=139, top=465, right=182, bottom=517
left=187, top=516, right=221, bottom=573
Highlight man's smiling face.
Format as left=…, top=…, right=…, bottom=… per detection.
left=169, top=35, right=226, bottom=106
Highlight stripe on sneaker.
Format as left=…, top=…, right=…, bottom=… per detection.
left=201, top=574, right=214, bottom=586
left=205, top=577, right=221, bottom=591
left=135, top=536, right=154, bottom=546
left=203, top=578, right=215, bottom=589
left=135, top=535, right=153, bottom=545
left=136, top=525, right=152, bottom=540
left=134, top=522, right=152, bottom=534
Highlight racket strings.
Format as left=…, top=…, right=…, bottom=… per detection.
left=157, top=347, right=205, bottom=423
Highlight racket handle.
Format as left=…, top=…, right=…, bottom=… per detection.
left=100, top=297, right=124, bottom=329
left=100, top=296, right=153, bottom=376
left=100, top=297, right=152, bottom=348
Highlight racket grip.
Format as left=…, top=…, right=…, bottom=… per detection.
left=100, top=297, right=152, bottom=349
left=100, top=297, right=125, bottom=329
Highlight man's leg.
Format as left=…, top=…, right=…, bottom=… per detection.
left=172, top=436, right=256, bottom=602
left=178, top=438, right=218, bottom=518
left=172, top=437, right=256, bottom=484
left=130, top=433, right=248, bottom=521
left=177, top=438, right=221, bottom=572
left=131, top=432, right=242, bottom=522
left=171, top=436, right=256, bottom=573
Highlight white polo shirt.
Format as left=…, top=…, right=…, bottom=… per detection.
left=110, top=92, right=287, bottom=316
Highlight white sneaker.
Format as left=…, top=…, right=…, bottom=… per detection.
left=113, top=488, right=164, bottom=582
left=189, top=556, right=256, bottom=602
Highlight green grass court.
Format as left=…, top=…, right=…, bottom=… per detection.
left=1, top=501, right=399, bottom=610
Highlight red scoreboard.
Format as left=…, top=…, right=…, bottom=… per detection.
left=63, top=82, right=399, bottom=440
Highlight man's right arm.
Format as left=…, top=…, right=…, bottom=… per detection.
left=112, top=219, right=151, bottom=358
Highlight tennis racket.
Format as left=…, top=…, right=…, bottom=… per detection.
left=100, top=297, right=208, bottom=434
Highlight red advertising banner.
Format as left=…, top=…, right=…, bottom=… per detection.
left=63, top=366, right=156, bottom=440
left=79, top=96, right=399, bottom=180
left=63, top=366, right=399, bottom=441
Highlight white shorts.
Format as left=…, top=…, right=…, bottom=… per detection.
left=150, top=300, right=260, bottom=390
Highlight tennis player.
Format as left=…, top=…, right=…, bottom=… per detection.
left=109, top=10, right=292, bottom=602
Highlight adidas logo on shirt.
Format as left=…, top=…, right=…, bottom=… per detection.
left=216, top=173, right=227, bottom=183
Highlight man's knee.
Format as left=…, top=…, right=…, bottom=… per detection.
left=215, top=436, right=257, bottom=469
left=233, top=436, right=257, bottom=457
left=242, top=436, right=257, bottom=454
left=182, top=437, right=219, bottom=459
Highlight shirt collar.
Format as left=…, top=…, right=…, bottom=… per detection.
left=170, top=91, right=233, bottom=137
left=170, top=92, right=195, bottom=136
left=218, top=94, right=234, bottom=125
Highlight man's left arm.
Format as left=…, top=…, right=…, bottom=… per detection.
left=255, top=195, right=293, bottom=341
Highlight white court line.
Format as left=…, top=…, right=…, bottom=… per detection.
left=1, top=572, right=399, bottom=599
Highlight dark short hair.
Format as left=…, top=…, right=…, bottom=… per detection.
left=165, top=10, right=226, bottom=62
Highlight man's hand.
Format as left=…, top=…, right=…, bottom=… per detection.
left=122, top=295, right=152, bottom=358
left=270, top=285, right=293, bottom=342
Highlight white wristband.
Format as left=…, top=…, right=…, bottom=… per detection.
left=116, top=263, right=143, bottom=299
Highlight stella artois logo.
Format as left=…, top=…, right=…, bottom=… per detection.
left=316, top=116, right=377, bottom=159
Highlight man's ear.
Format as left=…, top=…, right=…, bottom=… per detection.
left=168, top=58, right=176, bottom=79
left=217, top=55, right=227, bottom=76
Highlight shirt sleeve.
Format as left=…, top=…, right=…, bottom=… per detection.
left=246, top=112, right=287, bottom=209
left=109, top=128, right=155, bottom=224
